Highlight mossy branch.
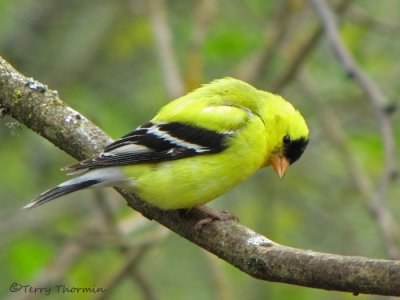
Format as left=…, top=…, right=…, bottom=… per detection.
left=1, top=56, right=399, bottom=296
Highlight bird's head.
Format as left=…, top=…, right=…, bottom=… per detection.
left=260, top=93, right=309, bottom=179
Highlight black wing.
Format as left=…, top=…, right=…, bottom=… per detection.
left=64, top=121, right=231, bottom=171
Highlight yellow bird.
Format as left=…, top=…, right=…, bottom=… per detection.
left=25, top=78, right=309, bottom=217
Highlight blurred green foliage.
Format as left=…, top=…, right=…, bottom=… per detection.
left=1, top=0, right=399, bottom=299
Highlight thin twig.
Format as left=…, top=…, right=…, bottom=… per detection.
left=92, top=228, right=167, bottom=300
left=348, top=4, right=400, bottom=33
left=271, top=0, right=350, bottom=92
left=309, top=0, right=395, bottom=188
left=236, top=1, right=293, bottom=84
left=300, top=72, right=400, bottom=259
left=6, top=226, right=92, bottom=300
left=148, top=0, right=184, bottom=98
left=5, top=206, right=156, bottom=300
left=308, top=0, right=397, bottom=259
left=185, top=0, right=217, bottom=90
left=93, top=190, right=129, bottom=248
left=130, top=270, right=159, bottom=300
left=92, top=189, right=162, bottom=299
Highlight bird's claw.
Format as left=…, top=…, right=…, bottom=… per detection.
left=194, top=205, right=239, bottom=232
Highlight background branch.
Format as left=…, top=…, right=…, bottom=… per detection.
left=148, top=0, right=184, bottom=98
left=300, top=72, right=400, bottom=260
left=308, top=0, right=398, bottom=260
left=270, top=0, right=350, bottom=92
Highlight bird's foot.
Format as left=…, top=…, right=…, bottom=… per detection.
left=194, top=205, right=238, bottom=232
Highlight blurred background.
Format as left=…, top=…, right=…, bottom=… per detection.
left=1, top=0, right=399, bottom=299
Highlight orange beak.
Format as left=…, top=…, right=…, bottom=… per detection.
left=271, top=155, right=290, bottom=179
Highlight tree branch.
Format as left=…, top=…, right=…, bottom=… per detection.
left=1, top=56, right=399, bottom=296
left=148, top=0, right=184, bottom=98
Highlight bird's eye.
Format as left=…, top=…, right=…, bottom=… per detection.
left=283, top=134, right=291, bottom=145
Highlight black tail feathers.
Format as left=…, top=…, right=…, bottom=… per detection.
left=23, top=179, right=100, bottom=209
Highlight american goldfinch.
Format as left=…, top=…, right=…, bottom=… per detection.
left=24, top=78, right=309, bottom=211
